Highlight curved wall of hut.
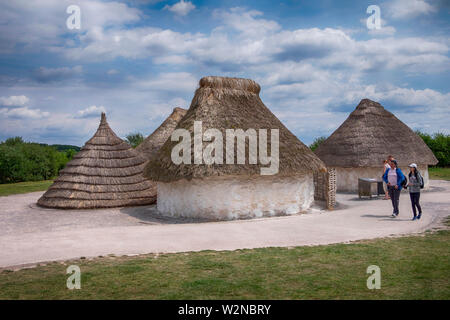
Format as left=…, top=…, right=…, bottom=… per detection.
left=332, top=165, right=429, bottom=193
left=156, top=175, right=314, bottom=220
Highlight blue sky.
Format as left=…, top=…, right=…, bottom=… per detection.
left=0, top=0, right=449, bottom=146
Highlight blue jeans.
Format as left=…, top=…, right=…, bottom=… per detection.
left=388, top=186, right=401, bottom=215
left=410, top=192, right=422, bottom=217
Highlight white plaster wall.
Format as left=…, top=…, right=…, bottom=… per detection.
left=157, top=174, right=314, bottom=220
left=335, top=165, right=430, bottom=192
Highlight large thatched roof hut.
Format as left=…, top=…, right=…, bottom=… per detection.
left=314, top=99, right=438, bottom=192
left=136, top=107, right=187, bottom=160
left=144, top=76, right=327, bottom=220
left=37, top=113, right=156, bottom=209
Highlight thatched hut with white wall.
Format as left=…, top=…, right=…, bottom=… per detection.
left=314, top=99, right=438, bottom=192
left=144, top=76, right=327, bottom=220
left=38, top=113, right=156, bottom=209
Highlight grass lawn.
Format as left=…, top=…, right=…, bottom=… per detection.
left=429, top=167, right=450, bottom=181
left=0, top=180, right=53, bottom=197
left=1, top=219, right=449, bottom=300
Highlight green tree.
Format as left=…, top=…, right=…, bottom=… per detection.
left=416, top=131, right=450, bottom=167
left=125, top=132, right=144, bottom=148
left=0, top=137, right=77, bottom=183
left=0, top=145, right=28, bottom=183
left=309, top=136, right=327, bottom=151
left=65, top=149, right=77, bottom=161
left=4, top=136, right=24, bottom=146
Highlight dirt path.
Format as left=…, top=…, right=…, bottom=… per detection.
left=1, top=180, right=449, bottom=269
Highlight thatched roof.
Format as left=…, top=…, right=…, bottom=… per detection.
left=136, top=107, right=187, bottom=160
left=37, top=113, right=156, bottom=209
left=144, top=76, right=326, bottom=182
left=314, top=99, right=438, bottom=167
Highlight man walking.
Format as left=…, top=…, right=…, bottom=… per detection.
left=383, top=159, right=406, bottom=217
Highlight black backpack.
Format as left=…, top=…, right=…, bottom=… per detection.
left=401, top=176, right=408, bottom=189
left=418, top=171, right=424, bottom=189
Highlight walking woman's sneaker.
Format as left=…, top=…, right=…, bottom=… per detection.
left=412, top=216, right=417, bottom=221
left=417, top=213, right=422, bottom=220
left=391, top=213, right=396, bottom=218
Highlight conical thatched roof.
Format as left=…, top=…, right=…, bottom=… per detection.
left=136, top=107, right=187, bottom=160
left=315, top=99, right=438, bottom=167
left=144, top=76, right=326, bottom=182
left=38, top=113, right=156, bottom=209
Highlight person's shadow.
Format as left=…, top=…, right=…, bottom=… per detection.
left=361, top=214, right=411, bottom=221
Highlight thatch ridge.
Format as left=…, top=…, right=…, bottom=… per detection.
left=144, top=76, right=326, bottom=182
left=199, top=76, right=261, bottom=94
left=314, top=99, right=438, bottom=167
left=136, top=107, right=187, bottom=160
left=38, top=112, right=156, bottom=209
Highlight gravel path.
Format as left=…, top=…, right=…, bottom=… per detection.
left=1, top=180, right=449, bottom=269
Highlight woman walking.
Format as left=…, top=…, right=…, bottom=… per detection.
left=407, top=163, right=423, bottom=221
left=383, top=159, right=406, bottom=217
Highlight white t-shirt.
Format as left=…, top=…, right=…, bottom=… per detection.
left=387, top=168, right=397, bottom=186
left=385, top=163, right=390, bottom=169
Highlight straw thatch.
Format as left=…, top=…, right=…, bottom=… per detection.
left=144, top=76, right=326, bottom=182
left=314, top=99, right=438, bottom=167
left=136, top=107, right=187, bottom=160
left=37, top=113, right=156, bottom=209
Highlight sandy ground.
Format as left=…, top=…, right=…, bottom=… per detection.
left=0, top=180, right=449, bottom=269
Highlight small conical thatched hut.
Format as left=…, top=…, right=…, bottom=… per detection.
left=136, top=107, right=187, bottom=160
left=315, top=99, right=438, bottom=192
left=37, top=113, right=156, bottom=209
left=144, top=76, right=327, bottom=220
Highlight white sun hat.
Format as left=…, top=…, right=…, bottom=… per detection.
left=408, top=163, right=418, bottom=168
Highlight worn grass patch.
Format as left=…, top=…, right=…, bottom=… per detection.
left=429, top=167, right=450, bottom=181
left=1, top=221, right=449, bottom=300
left=0, top=180, right=53, bottom=197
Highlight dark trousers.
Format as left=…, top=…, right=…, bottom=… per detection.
left=410, top=192, right=422, bottom=216
left=388, top=186, right=401, bottom=214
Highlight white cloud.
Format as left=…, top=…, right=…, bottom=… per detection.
left=217, top=7, right=281, bottom=37
left=164, top=0, right=195, bottom=16
left=0, top=107, right=49, bottom=119
left=385, top=0, right=436, bottom=19
left=62, top=27, right=205, bottom=61
left=360, top=17, right=397, bottom=36
left=368, top=26, right=396, bottom=36
left=53, top=8, right=448, bottom=76
left=0, top=0, right=141, bottom=54
left=107, top=69, right=119, bottom=75
left=135, top=72, right=198, bottom=93
left=0, top=95, right=30, bottom=107
left=376, top=87, right=450, bottom=109
left=76, top=105, right=106, bottom=118
left=33, top=65, right=82, bottom=82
